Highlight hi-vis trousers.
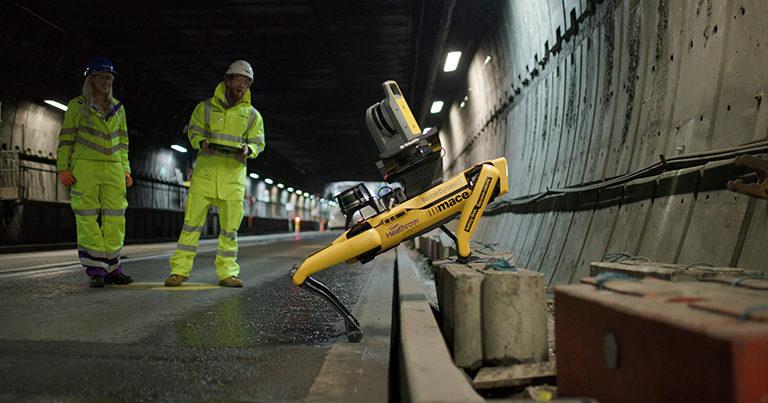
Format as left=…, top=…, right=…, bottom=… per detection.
left=69, top=160, right=127, bottom=276
left=169, top=192, right=244, bottom=280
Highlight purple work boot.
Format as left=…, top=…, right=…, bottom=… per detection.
left=85, top=266, right=107, bottom=288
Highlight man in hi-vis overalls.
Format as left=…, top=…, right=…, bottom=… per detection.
left=166, top=60, right=265, bottom=288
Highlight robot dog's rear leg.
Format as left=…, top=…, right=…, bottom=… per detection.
left=302, top=274, right=363, bottom=342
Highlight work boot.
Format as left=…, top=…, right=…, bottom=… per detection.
left=105, top=272, right=134, bottom=285
left=164, top=274, right=188, bottom=287
left=218, top=276, right=243, bottom=287
left=89, top=276, right=104, bottom=288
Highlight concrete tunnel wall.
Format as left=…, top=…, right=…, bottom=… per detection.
left=436, top=0, right=768, bottom=283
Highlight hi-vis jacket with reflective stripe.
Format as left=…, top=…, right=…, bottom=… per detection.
left=187, top=82, right=265, bottom=157
left=56, top=96, right=130, bottom=173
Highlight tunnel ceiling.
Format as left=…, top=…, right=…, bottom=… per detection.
left=4, top=1, right=445, bottom=192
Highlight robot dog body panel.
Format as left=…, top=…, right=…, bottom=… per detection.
left=291, top=158, right=508, bottom=285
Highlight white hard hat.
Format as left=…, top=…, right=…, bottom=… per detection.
left=225, top=60, right=254, bottom=80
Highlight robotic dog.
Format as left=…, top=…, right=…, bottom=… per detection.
left=290, top=81, right=508, bottom=342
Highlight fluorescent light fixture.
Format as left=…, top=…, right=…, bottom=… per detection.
left=460, top=101, right=466, bottom=108
left=249, top=173, right=259, bottom=179
left=170, top=144, right=187, bottom=153
left=430, top=101, right=444, bottom=114
left=287, top=187, right=294, bottom=192
left=44, top=100, right=68, bottom=111
left=443, top=51, right=462, bottom=72
left=264, top=178, right=274, bottom=184
left=277, top=183, right=285, bottom=189
left=484, top=55, right=492, bottom=65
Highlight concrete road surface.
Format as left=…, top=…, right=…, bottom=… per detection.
left=0, top=232, right=394, bottom=402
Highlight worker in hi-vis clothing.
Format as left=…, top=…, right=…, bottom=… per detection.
left=166, top=60, right=265, bottom=287
left=56, top=57, right=134, bottom=288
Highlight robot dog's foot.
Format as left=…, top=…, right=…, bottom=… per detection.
left=294, top=267, right=363, bottom=343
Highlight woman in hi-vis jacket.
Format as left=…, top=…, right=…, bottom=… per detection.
left=56, top=57, right=134, bottom=288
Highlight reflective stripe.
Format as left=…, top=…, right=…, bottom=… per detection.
left=102, top=208, right=126, bottom=216
left=188, top=125, right=207, bottom=137
left=204, top=100, right=212, bottom=127
left=74, top=209, right=100, bottom=216
left=79, top=246, right=108, bottom=259
left=81, top=126, right=126, bottom=141
left=220, top=230, right=237, bottom=240
left=217, top=250, right=237, bottom=257
left=251, top=136, right=265, bottom=150
left=60, top=127, right=77, bottom=135
left=245, top=108, right=258, bottom=133
left=208, top=132, right=244, bottom=143
left=76, top=137, right=128, bottom=155
left=190, top=125, right=244, bottom=144
left=176, top=243, right=197, bottom=253
left=70, top=190, right=83, bottom=197
left=106, top=247, right=122, bottom=259
left=80, top=107, right=90, bottom=123
left=183, top=224, right=204, bottom=233
left=80, top=257, right=108, bottom=268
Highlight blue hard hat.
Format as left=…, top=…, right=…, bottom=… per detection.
left=83, top=57, right=116, bottom=77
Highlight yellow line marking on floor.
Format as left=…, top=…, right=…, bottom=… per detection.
left=113, top=282, right=220, bottom=291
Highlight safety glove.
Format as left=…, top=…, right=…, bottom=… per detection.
left=125, top=172, right=133, bottom=188
left=58, top=170, right=76, bottom=186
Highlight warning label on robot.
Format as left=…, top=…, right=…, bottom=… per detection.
left=463, top=177, right=492, bottom=232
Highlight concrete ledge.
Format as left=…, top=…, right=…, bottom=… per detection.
left=397, top=245, right=484, bottom=403
left=306, top=252, right=394, bottom=402
left=589, top=261, right=761, bottom=282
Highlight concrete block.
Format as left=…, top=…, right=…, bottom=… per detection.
left=483, top=269, right=548, bottom=365
left=419, top=236, right=429, bottom=256
left=440, top=245, right=452, bottom=260
left=439, top=264, right=484, bottom=369
left=429, top=237, right=440, bottom=260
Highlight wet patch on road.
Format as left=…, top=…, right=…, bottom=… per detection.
left=143, top=262, right=374, bottom=347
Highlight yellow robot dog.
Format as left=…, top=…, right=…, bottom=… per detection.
left=290, top=81, right=508, bottom=342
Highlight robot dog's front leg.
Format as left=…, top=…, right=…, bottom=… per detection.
left=455, top=163, right=501, bottom=261
left=290, top=227, right=382, bottom=342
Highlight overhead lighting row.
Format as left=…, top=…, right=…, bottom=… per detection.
left=42, top=100, right=332, bottom=203
left=431, top=53, right=492, bottom=115
left=167, top=145, right=324, bottom=202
